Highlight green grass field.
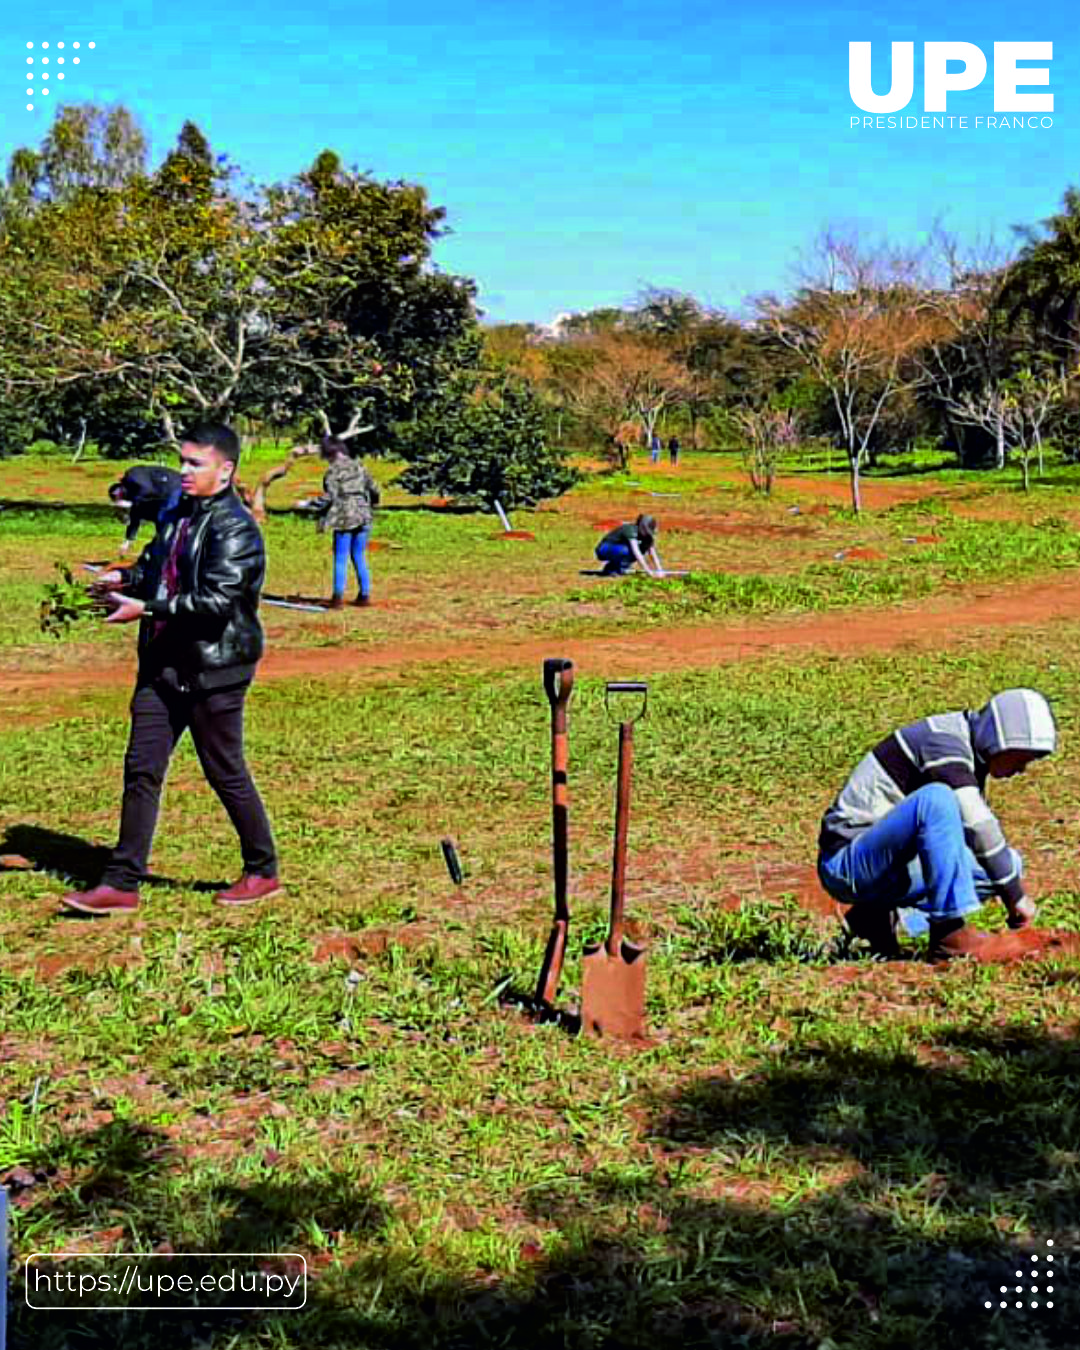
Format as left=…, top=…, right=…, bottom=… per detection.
left=2, top=446, right=1080, bottom=1348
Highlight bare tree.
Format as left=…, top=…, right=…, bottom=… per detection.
left=918, top=227, right=1021, bottom=468
left=571, top=332, right=693, bottom=470
left=950, top=364, right=1069, bottom=491
left=759, top=232, right=948, bottom=512
left=734, top=407, right=799, bottom=495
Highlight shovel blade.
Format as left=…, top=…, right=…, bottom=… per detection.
left=580, top=941, right=647, bottom=1040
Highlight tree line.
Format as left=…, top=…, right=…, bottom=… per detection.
left=3, top=103, right=1080, bottom=513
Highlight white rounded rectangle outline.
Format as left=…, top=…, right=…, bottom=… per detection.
left=24, top=1252, right=307, bottom=1311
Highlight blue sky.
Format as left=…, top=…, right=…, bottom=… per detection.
left=2, top=1, right=1075, bottom=324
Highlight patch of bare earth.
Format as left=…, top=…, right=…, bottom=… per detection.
left=8, top=570, right=1080, bottom=711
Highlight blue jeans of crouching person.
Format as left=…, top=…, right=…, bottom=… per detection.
left=817, top=783, right=1022, bottom=935
left=596, top=541, right=634, bottom=574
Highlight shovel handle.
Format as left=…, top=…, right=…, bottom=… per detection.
left=608, top=720, right=634, bottom=955
left=605, top=680, right=648, bottom=723
left=544, top=659, right=573, bottom=925
left=544, top=658, right=574, bottom=719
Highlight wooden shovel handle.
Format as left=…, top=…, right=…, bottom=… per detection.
left=608, top=721, right=633, bottom=955
left=544, top=659, right=573, bottom=924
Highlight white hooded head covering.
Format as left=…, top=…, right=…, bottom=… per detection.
left=970, top=688, right=1056, bottom=761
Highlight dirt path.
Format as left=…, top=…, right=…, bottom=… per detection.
left=4, top=570, right=1080, bottom=705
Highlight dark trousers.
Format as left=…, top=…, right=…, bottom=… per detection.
left=103, top=679, right=277, bottom=890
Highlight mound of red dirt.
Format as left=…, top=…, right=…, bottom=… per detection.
left=960, top=927, right=1080, bottom=966
left=490, top=531, right=537, bottom=541
left=835, top=548, right=886, bottom=562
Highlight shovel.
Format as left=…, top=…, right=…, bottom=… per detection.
left=581, top=681, right=649, bottom=1040
left=534, top=658, right=575, bottom=1008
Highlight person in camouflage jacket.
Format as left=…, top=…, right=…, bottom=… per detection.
left=309, top=437, right=381, bottom=608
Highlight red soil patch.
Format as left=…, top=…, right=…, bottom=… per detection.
left=713, top=860, right=837, bottom=919
left=958, top=927, right=1080, bottom=966
left=25, top=948, right=143, bottom=981
left=11, top=571, right=1080, bottom=705
left=777, top=477, right=968, bottom=510
left=311, top=925, right=432, bottom=963
left=836, top=548, right=886, bottom=562
left=490, top=531, right=537, bottom=541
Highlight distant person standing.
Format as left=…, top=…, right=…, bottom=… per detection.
left=309, top=437, right=381, bottom=609
left=650, top=433, right=662, bottom=465
left=108, top=465, right=183, bottom=555
left=63, top=422, right=280, bottom=915
left=668, top=435, right=680, bottom=466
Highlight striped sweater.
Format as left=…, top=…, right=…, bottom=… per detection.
left=818, top=690, right=1056, bottom=906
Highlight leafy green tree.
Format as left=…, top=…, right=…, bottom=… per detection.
left=399, top=372, right=578, bottom=510
left=5, top=103, right=147, bottom=207
left=1002, top=187, right=1080, bottom=366
left=260, top=150, right=476, bottom=448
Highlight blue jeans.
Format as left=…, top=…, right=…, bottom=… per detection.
left=817, top=783, right=1022, bottom=936
left=596, top=541, right=633, bottom=574
left=333, top=528, right=371, bottom=599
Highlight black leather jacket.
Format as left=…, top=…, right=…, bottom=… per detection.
left=120, top=486, right=266, bottom=691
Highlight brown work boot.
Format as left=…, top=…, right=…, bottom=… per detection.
left=927, top=917, right=993, bottom=963
left=351, top=595, right=371, bottom=608
left=215, top=874, right=283, bottom=907
left=842, top=902, right=902, bottom=958
left=327, top=596, right=345, bottom=611
left=62, top=884, right=139, bottom=916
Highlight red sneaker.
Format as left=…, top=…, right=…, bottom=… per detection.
left=215, top=874, right=283, bottom=906
left=62, top=884, right=139, bottom=916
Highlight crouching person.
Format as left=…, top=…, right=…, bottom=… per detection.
left=817, top=689, right=1055, bottom=960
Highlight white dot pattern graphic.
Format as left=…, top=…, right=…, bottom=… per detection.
left=23, top=39, right=96, bottom=108
left=988, top=1240, right=1062, bottom=1314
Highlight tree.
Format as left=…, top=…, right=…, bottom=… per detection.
left=6, top=103, right=147, bottom=207
left=260, top=151, right=477, bottom=448
left=570, top=331, right=693, bottom=470
left=734, top=408, right=799, bottom=495
left=1001, top=187, right=1080, bottom=368
left=399, top=372, right=578, bottom=510
left=917, top=230, right=1024, bottom=468
left=760, top=233, right=948, bottom=512
left=0, top=116, right=485, bottom=461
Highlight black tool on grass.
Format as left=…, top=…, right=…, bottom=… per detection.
left=441, top=837, right=464, bottom=886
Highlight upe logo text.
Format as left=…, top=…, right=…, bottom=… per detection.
left=849, top=42, right=1052, bottom=113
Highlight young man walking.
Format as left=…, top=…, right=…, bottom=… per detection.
left=817, top=689, right=1054, bottom=960
left=63, top=423, right=281, bottom=915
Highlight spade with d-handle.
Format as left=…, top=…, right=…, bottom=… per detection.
left=581, top=681, right=649, bottom=1040
left=534, top=658, right=575, bottom=1009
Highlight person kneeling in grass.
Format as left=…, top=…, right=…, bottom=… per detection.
left=817, top=688, right=1055, bottom=961
left=595, top=514, right=665, bottom=577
